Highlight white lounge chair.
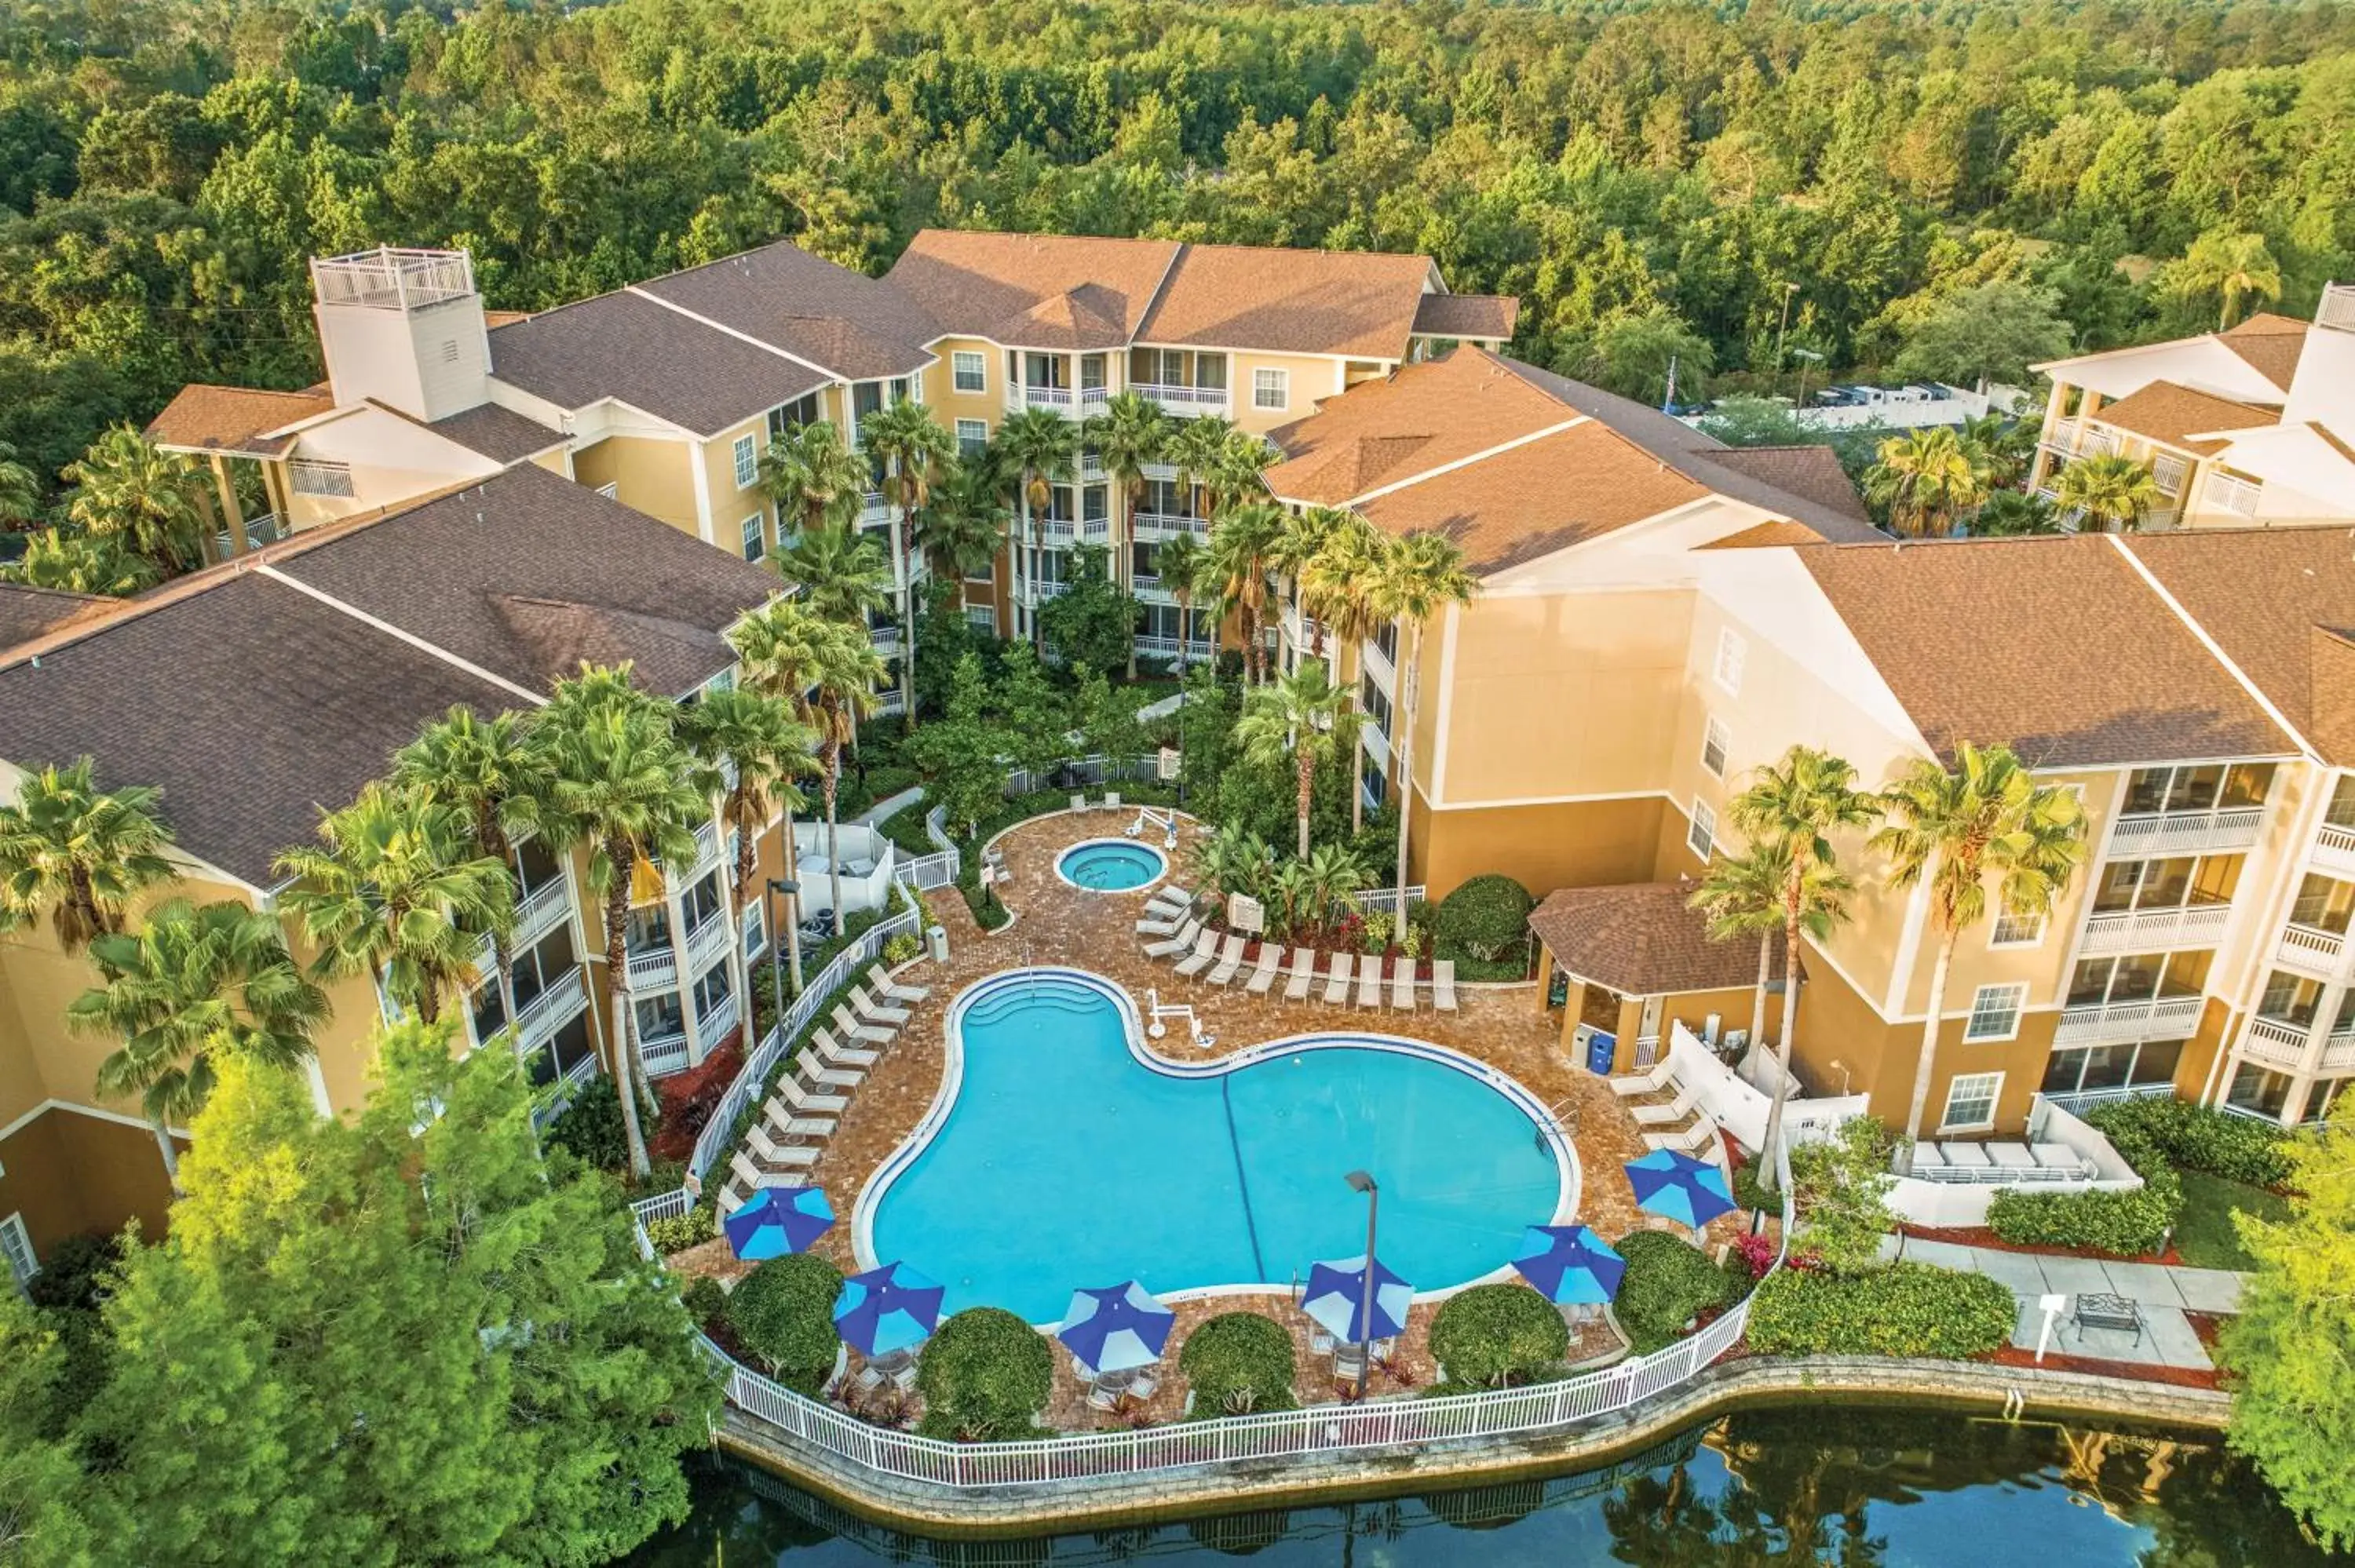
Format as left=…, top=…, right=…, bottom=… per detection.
left=1146, top=885, right=1194, bottom=917
left=831, top=1005, right=894, bottom=1046
left=1642, top=1118, right=1718, bottom=1154
left=795, top=1048, right=863, bottom=1089
left=762, top=1094, right=836, bottom=1140
left=1610, top=1059, right=1675, bottom=1098
left=1136, top=909, right=1188, bottom=937
left=779, top=1076, right=848, bottom=1115
left=864, top=963, right=929, bottom=1005
left=850, top=985, right=911, bottom=1028
left=1323, top=952, right=1353, bottom=1005
left=1389, top=961, right=1415, bottom=1011
left=1206, top=934, right=1248, bottom=986
left=1244, top=945, right=1282, bottom=994
left=1631, top=1083, right=1700, bottom=1126
left=1433, top=958, right=1458, bottom=1012
left=728, top=1150, right=805, bottom=1198
left=1145, top=917, right=1203, bottom=960
left=1356, top=957, right=1383, bottom=1008
left=1105, top=792, right=1121, bottom=809
left=1173, top=930, right=1220, bottom=978
left=814, top=1026, right=880, bottom=1070
left=1283, top=947, right=1316, bottom=1001
left=1071, top=793, right=1086, bottom=812
left=748, top=1125, right=820, bottom=1169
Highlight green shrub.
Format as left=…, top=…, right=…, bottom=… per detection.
left=917, top=1307, right=1055, bottom=1441
left=1433, top=874, right=1533, bottom=962
left=544, top=1075, right=627, bottom=1172
left=727, top=1253, right=844, bottom=1394
left=1178, top=1312, right=1298, bottom=1416
left=1428, top=1284, right=1569, bottom=1387
left=1614, top=1232, right=1744, bottom=1354
left=24, top=1231, right=120, bottom=1314
left=1745, top=1263, right=2017, bottom=1358
left=1730, top=1161, right=1776, bottom=1216
left=679, top=1275, right=728, bottom=1333
left=643, top=1206, right=716, bottom=1255
left=1987, top=1169, right=2182, bottom=1255
left=882, top=932, right=920, bottom=966
left=2087, top=1096, right=2296, bottom=1188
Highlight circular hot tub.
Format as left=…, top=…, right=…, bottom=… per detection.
left=1055, top=837, right=1170, bottom=892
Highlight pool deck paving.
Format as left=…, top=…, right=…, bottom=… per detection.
left=699, top=808, right=1736, bottom=1422
left=1879, top=1234, right=2243, bottom=1372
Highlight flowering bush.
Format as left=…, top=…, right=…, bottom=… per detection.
left=1732, top=1233, right=1778, bottom=1280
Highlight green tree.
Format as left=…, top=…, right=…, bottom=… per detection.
left=1956, top=411, right=2036, bottom=493
left=680, top=687, right=814, bottom=1045
left=71, top=897, right=326, bottom=1189
left=1298, top=516, right=1389, bottom=831
left=0, top=1291, right=95, bottom=1568
left=1236, top=662, right=1356, bottom=859
left=727, top=599, right=831, bottom=993
left=992, top=408, right=1076, bottom=649
left=992, top=636, right=1072, bottom=786
left=1365, top=531, right=1477, bottom=917
left=1972, top=490, right=2062, bottom=536
left=0, top=757, right=177, bottom=952
left=1081, top=390, right=1172, bottom=677
left=1072, top=663, right=1148, bottom=781
left=1581, top=306, right=1714, bottom=405
left=1892, top=281, right=2075, bottom=388
left=60, top=426, right=205, bottom=575
left=0, top=439, right=39, bottom=527
left=2161, top=228, right=2283, bottom=330
left=858, top=399, right=955, bottom=725
left=2221, top=1119, right=2355, bottom=1551
left=758, top=420, right=866, bottom=536
left=774, top=517, right=889, bottom=629
left=805, top=617, right=885, bottom=933
left=1153, top=529, right=1207, bottom=670
left=1784, top=1115, right=1897, bottom=1271
left=2053, top=452, right=2165, bottom=533
left=1035, top=542, right=1137, bottom=676
left=1871, top=743, right=2088, bottom=1151
left=913, top=457, right=1010, bottom=586
left=75, top=1023, right=721, bottom=1566
left=2, top=531, right=161, bottom=596
left=910, top=652, right=1009, bottom=838
left=1688, top=841, right=1787, bottom=1081
left=1695, top=396, right=1809, bottom=448
left=1203, top=501, right=1285, bottom=684
left=1863, top=426, right=1984, bottom=538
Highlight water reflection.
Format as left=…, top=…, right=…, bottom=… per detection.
left=628, top=1409, right=2328, bottom=1566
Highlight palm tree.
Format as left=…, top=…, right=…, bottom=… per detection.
left=2053, top=454, right=2165, bottom=533
left=1688, top=843, right=1787, bottom=1087
left=1863, top=427, right=1985, bottom=538
left=0, top=758, right=177, bottom=950
left=1165, top=416, right=1235, bottom=536
left=1724, top=746, right=1879, bottom=1185
left=0, top=439, right=38, bottom=527
left=1269, top=505, right=1353, bottom=659
left=1235, top=662, right=1356, bottom=859
left=394, top=706, right=551, bottom=1034
left=1207, top=428, right=1278, bottom=520
left=1083, top=391, right=1173, bottom=677
left=2166, top=228, right=2283, bottom=330
left=1957, top=412, right=2032, bottom=494
left=993, top=408, right=1077, bottom=649
left=531, top=665, right=710, bottom=1180
left=276, top=782, right=516, bottom=1029
left=1870, top=742, right=2089, bottom=1155
left=775, top=519, right=891, bottom=628
left=728, top=600, right=830, bottom=994
left=858, top=400, right=955, bottom=727
left=1299, top=841, right=1372, bottom=938
left=71, top=898, right=326, bottom=1187
left=680, top=686, right=814, bottom=1045
left=61, top=426, right=206, bottom=574
left=915, top=458, right=1010, bottom=587
left=1155, top=531, right=1204, bottom=667
left=1299, top=519, right=1391, bottom=832
left=2, top=530, right=162, bottom=596
left=1971, top=491, right=2061, bottom=537
left=1364, top=531, right=1477, bottom=917
left=805, top=619, right=886, bottom=934
left=759, top=420, right=867, bottom=538
left=1203, top=501, right=1286, bottom=684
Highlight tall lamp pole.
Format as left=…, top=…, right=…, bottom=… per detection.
left=1345, top=1169, right=1378, bottom=1399
left=1773, top=281, right=1800, bottom=396
left=765, top=877, right=798, bottom=1028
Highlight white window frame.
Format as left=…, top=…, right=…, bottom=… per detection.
left=2150, top=453, right=2187, bottom=495
left=739, top=512, right=765, bottom=562
left=952, top=351, right=986, bottom=393
left=741, top=900, right=765, bottom=960
left=1251, top=367, right=1289, bottom=411
left=0, top=1212, right=34, bottom=1292
left=965, top=604, right=999, bottom=633
left=1940, top=1070, right=2004, bottom=1132
left=1962, top=983, right=2027, bottom=1042
left=1700, top=715, right=1731, bottom=779
left=1686, top=797, right=1717, bottom=862
left=1713, top=627, right=1746, bottom=695
left=287, top=458, right=355, bottom=498
left=2204, top=470, right=2259, bottom=517
left=1988, top=910, right=2046, bottom=949
left=955, top=418, right=988, bottom=457
left=732, top=433, right=759, bottom=490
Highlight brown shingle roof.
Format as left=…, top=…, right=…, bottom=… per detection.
left=1528, top=881, right=1780, bottom=998
left=2089, top=382, right=2274, bottom=454
left=1265, top=349, right=1572, bottom=504
left=145, top=385, right=335, bottom=457
left=0, top=583, right=111, bottom=649
left=488, top=290, right=831, bottom=436
left=1800, top=534, right=2291, bottom=768
left=885, top=232, right=1178, bottom=348
left=1707, top=447, right=1873, bottom=523
left=1138, top=244, right=1434, bottom=359
left=1412, top=294, right=1520, bottom=342
left=424, top=403, right=568, bottom=465
left=2215, top=313, right=2309, bottom=392
left=1699, top=520, right=1838, bottom=549
left=633, top=239, right=937, bottom=380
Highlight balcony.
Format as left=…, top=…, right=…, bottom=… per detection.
left=1133, top=633, right=1214, bottom=662
left=1012, top=385, right=1075, bottom=413
left=870, top=622, right=903, bottom=656
left=1026, top=580, right=1068, bottom=605
left=873, top=687, right=907, bottom=718
left=1036, top=518, right=1076, bottom=546
left=697, top=992, right=741, bottom=1048
left=2054, top=993, right=2205, bottom=1046
left=1079, top=386, right=1111, bottom=413
left=683, top=907, right=732, bottom=971
left=639, top=1030, right=691, bottom=1079
left=513, top=967, right=589, bottom=1047
left=214, top=511, right=284, bottom=560
left=311, top=246, right=474, bottom=310
left=475, top=875, right=575, bottom=970
left=1132, top=512, right=1207, bottom=542
left=2320, top=283, right=2355, bottom=333
left=2323, top=1028, right=2355, bottom=1073
left=2042, top=417, right=2080, bottom=454
left=859, top=492, right=893, bottom=528
left=2313, top=822, right=2355, bottom=878
left=1080, top=516, right=1110, bottom=544
left=2105, top=806, right=2264, bottom=858
left=2276, top=921, right=2347, bottom=975
left=625, top=943, right=678, bottom=990
left=2240, top=1014, right=2313, bottom=1070
left=2077, top=900, right=2230, bottom=956
left=1131, top=383, right=1230, bottom=417
left=1078, top=454, right=1107, bottom=481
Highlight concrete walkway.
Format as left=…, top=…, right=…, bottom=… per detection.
left=1882, top=1234, right=2242, bottom=1371
left=850, top=785, right=925, bottom=829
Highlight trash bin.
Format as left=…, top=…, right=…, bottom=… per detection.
left=926, top=924, right=949, bottom=965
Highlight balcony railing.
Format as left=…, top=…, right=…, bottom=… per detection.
left=1132, top=512, right=1207, bottom=542
left=1013, top=385, right=1073, bottom=410
left=2043, top=417, right=2080, bottom=453
left=2105, top=806, right=2265, bottom=858
left=873, top=687, right=907, bottom=717
left=1079, top=386, right=1110, bottom=411
left=2323, top=1028, right=2355, bottom=1073
left=1081, top=516, right=1110, bottom=543
left=2277, top=921, right=2347, bottom=973
left=625, top=943, right=678, bottom=990
left=2320, top=283, right=2355, bottom=333
left=2040, top=1081, right=2175, bottom=1118
left=2313, top=822, right=2355, bottom=877
left=214, top=512, right=285, bottom=560
left=2241, top=1014, right=2313, bottom=1070
left=1037, top=519, right=1076, bottom=546
left=1131, top=383, right=1229, bottom=415
left=684, top=908, right=732, bottom=970
left=2078, top=900, right=2230, bottom=956
left=1026, top=580, right=1068, bottom=604
left=476, top=876, right=575, bottom=970
left=311, top=246, right=473, bottom=310
left=859, top=492, right=893, bottom=528
left=513, top=967, right=588, bottom=1046
left=2054, top=993, right=2204, bottom=1046
left=870, top=622, right=903, bottom=655
left=697, top=993, right=741, bottom=1048
left=640, top=1030, right=692, bottom=1079
left=1131, top=634, right=1215, bottom=662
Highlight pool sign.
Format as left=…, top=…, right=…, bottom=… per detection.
left=1157, top=746, right=1181, bottom=781
left=1227, top=892, right=1265, bottom=933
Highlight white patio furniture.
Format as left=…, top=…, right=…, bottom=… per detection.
left=1283, top=947, right=1317, bottom=1001
left=1145, top=917, right=1203, bottom=960
left=1136, top=909, right=1188, bottom=937
left=1173, top=930, right=1220, bottom=978
left=1389, top=962, right=1415, bottom=1011
left=1323, top=952, right=1353, bottom=1005
left=747, top=1125, right=820, bottom=1169
left=850, top=984, right=911, bottom=1027
left=1631, top=1083, right=1701, bottom=1126
left=1206, top=934, right=1249, bottom=986
left=865, top=963, right=930, bottom=1005
left=795, top=1048, right=863, bottom=1089
left=813, top=1027, right=879, bottom=1070
left=831, top=1004, right=895, bottom=1045
left=761, top=1094, right=835, bottom=1140
left=1356, top=957, right=1383, bottom=1008
left=1611, top=1060, right=1675, bottom=1097
left=1641, top=1117, right=1718, bottom=1154
left=780, top=1077, right=849, bottom=1115
left=1244, top=945, right=1283, bottom=994
left=1433, top=958, right=1458, bottom=1012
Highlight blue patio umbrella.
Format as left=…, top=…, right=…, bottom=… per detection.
left=834, top=1262, right=946, bottom=1358
left=1624, top=1150, right=1738, bottom=1231
left=1510, top=1224, right=1627, bottom=1306
left=1302, top=1255, right=1414, bottom=1344
left=1056, top=1282, right=1176, bottom=1375
left=721, top=1184, right=835, bottom=1262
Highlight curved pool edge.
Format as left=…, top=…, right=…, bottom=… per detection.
left=1052, top=836, right=1171, bottom=893
left=849, top=964, right=1580, bottom=1321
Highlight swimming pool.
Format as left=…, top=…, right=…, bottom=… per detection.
left=1055, top=838, right=1168, bottom=892
left=863, top=970, right=1572, bottom=1322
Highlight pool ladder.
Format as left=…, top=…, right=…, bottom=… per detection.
left=1145, top=986, right=1214, bottom=1048
left=1539, top=1094, right=1582, bottom=1153
left=1128, top=808, right=1179, bottom=849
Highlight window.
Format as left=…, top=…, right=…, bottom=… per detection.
left=1374, top=621, right=1398, bottom=666
left=1686, top=798, right=1716, bottom=862
left=1252, top=367, right=1289, bottom=411
left=1989, top=910, right=2046, bottom=947
left=1360, top=673, right=1392, bottom=738
left=965, top=604, right=998, bottom=633
left=1712, top=627, right=1746, bottom=695
left=1940, top=1071, right=2003, bottom=1131
left=732, top=433, right=758, bottom=490
left=767, top=393, right=820, bottom=439
left=741, top=901, right=765, bottom=959
left=1081, top=354, right=1106, bottom=392
left=634, top=990, right=685, bottom=1043
left=0, top=1213, right=33, bottom=1293
left=2042, top=1038, right=2183, bottom=1097
left=739, top=512, right=765, bottom=562
left=681, top=871, right=724, bottom=935
left=1700, top=716, right=1730, bottom=778
left=955, top=418, right=988, bottom=458
left=952, top=351, right=986, bottom=393
left=288, top=459, right=355, bottom=498
left=2123, top=762, right=2274, bottom=815
left=692, top=958, right=731, bottom=1022
left=1963, top=983, right=2026, bottom=1041
left=2152, top=454, right=2187, bottom=494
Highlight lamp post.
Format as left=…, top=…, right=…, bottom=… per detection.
left=1791, top=348, right=1824, bottom=415
left=765, top=877, right=799, bottom=1024
left=1345, top=1169, right=1378, bottom=1398
left=1773, top=281, right=1800, bottom=395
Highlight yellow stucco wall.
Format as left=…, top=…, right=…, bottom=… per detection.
left=571, top=434, right=701, bottom=538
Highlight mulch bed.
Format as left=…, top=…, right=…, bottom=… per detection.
left=1897, top=1223, right=2182, bottom=1267
left=1987, top=1343, right=2222, bottom=1391
left=649, top=1037, right=746, bottom=1163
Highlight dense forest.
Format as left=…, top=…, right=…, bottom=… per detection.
left=2, top=0, right=2353, bottom=502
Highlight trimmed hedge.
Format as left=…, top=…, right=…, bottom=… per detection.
left=643, top=1205, right=716, bottom=1255
left=1178, top=1312, right=1297, bottom=1415
left=917, top=1307, right=1055, bottom=1441
left=1433, top=873, right=1533, bottom=963
left=1429, top=1283, right=1570, bottom=1388
left=2087, top=1095, right=2295, bottom=1188
left=1989, top=1104, right=2182, bottom=1255
left=1745, top=1263, right=2017, bottom=1358
left=728, top=1253, right=844, bottom=1395
left=1614, top=1232, right=1744, bottom=1354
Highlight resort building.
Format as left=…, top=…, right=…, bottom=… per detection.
left=0, top=465, right=789, bottom=1274
left=2026, top=283, right=2355, bottom=530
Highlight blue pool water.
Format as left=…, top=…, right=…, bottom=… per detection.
left=867, top=972, right=1567, bottom=1321
left=1056, top=839, right=1167, bottom=891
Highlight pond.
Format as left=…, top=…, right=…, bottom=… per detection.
left=626, top=1406, right=2328, bottom=1566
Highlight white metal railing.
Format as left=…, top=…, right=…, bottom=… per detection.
left=893, top=848, right=960, bottom=892
left=640, top=1031, right=691, bottom=1078
left=2043, top=417, right=2080, bottom=453
left=1131, top=634, right=1215, bottom=662
left=697, top=993, right=741, bottom=1048
left=1132, top=383, right=1229, bottom=413
left=311, top=246, right=473, bottom=309
left=870, top=623, right=904, bottom=655
left=2041, top=1081, right=2175, bottom=1117
left=1036, top=519, right=1076, bottom=545
left=2241, top=1014, right=2313, bottom=1069
left=1081, top=516, right=1110, bottom=543
left=873, top=687, right=907, bottom=718
left=1079, top=386, right=1110, bottom=411
left=1016, top=385, right=1074, bottom=410
left=2105, top=806, right=2264, bottom=857
left=626, top=943, right=678, bottom=989
left=214, top=512, right=284, bottom=558
left=2204, top=471, right=2261, bottom=518
left=478, top=876, right=574, bottom=971
left=2054, top=993, right=2204, bottom=1046
left=859, top=493, right=893, bottom=528
left=1132, top=512, right=1208, bottom=542
left=2077, top=900, right=2230, bottom=955
left=1078, top=455, right=1107, bottom=481
left=1027, top=580, right=1068, bottom=603
left=2322, top=1029, right=2355, bottom=1072
left=513, top=967, right=587, bottom=1045
left=684, top=908, right=732, bottom=970
left=2314, top=822, right=2355, bottom=874
left=1351, top=884, right=1427, bottom=916
left=2277, top=921, right=2346, bottom=972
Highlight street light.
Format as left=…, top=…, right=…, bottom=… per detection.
left=1773, top=281, right=1800, bottom=394
left=765, top=877, right=800, bottom=1025
left=1345, top=1169, right=1378, bottom=1398
left=1791, top=348, right=1825, bottom=414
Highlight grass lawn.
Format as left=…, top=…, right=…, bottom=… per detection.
left=2173, top=1169, right=2291, bottom=1271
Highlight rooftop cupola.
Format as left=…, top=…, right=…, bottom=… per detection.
left=309, top=246, right=491, bottom=423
